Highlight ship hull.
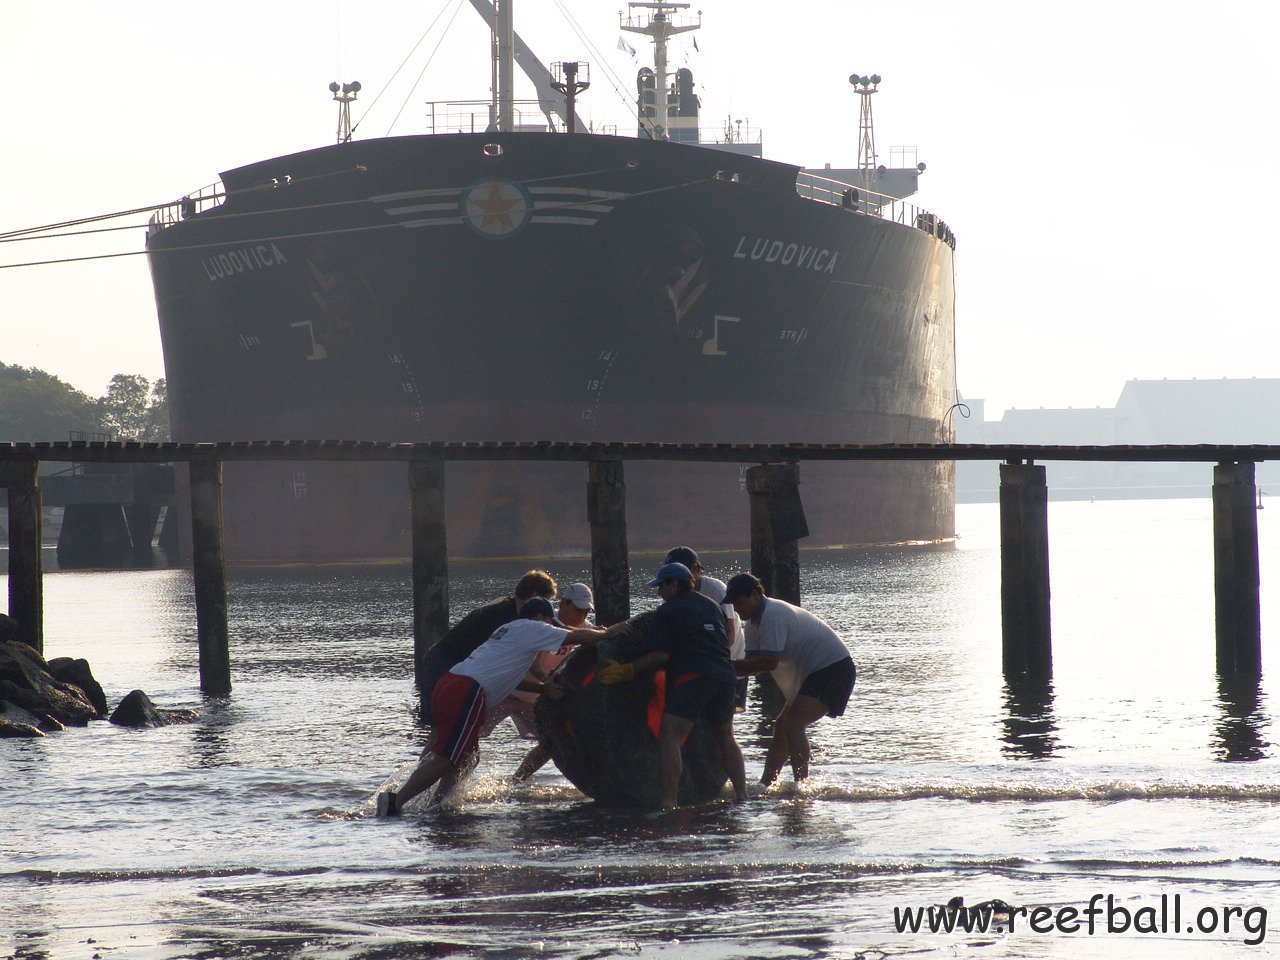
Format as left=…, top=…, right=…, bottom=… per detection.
left=146, top=133, right=956, bottom=561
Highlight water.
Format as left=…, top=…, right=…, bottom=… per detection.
left=3, top=499, right=1279, bottom=959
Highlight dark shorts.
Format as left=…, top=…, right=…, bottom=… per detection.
left=664, top=673, right=737, bottom=726
left=429, top=672, right=487, bottom=766
left=798, top=656, right=856, bottom=717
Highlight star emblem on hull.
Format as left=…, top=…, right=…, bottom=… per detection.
left=460, top=179, right=533, bottom=238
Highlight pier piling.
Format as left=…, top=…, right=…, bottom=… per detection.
left=1213, top=461, right=1261, bottom=677
left=2, top=461, right=43, bottom=654
left=189, top=459, right=231, bottom=696
left=588, top=459, right=630, bottom=626
left=999, top=461, right=1052, bottom=678
left=410, top=458, right=450, bottom=684
left=746, top=463, right=807, bottom=605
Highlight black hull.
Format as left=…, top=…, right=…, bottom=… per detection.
left=146, top=133, right=956, bottom=561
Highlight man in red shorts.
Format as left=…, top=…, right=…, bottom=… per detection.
left=377, top=597, right=602, bottom=816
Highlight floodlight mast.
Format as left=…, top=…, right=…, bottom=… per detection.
left=331, top=80, right=361, bottom=144
left=848, top=73, right=881, bottom=190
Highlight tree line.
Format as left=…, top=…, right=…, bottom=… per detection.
left=0, top=362, right=169, bottom=443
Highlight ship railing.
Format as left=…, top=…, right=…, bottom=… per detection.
left=795, top=170, right=956, bottom=249
left=701, top=121, right=762, bottom=147
left=147, top=182, right=225, bottom=236
left=425, top=100, right=558, bottom=135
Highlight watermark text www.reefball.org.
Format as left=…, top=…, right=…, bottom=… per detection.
left=894, top=895, right=1267, bottom=946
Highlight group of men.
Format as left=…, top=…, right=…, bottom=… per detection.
left=377, top=546, right=856, bottom=816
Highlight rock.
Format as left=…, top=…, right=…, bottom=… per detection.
left=0, top=715, right=43, bottom=738
left=0, top=701, right=65, bottom=732
left=534, top=612, right=729, bottom=808
left=46, top=657, right=109, bottom=717
left=108, top=689, right=197, bottom=728
left=0, top=613, right=17, bottom=644
left=0, top=642, right=98, bottom=726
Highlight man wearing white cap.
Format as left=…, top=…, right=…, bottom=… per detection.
left=509, top=582, right=595, bottom=782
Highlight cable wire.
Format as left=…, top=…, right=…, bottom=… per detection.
left=350, top=0, right=457, bottom=138
left=387, top=0, right=467, bottom=136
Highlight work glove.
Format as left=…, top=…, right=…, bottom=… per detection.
left=596, top=659, right=635, bottom=685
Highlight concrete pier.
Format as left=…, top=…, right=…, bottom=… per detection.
left=189, top=459, right=231, bottom=696
left=1, top=461, right=43, bottom=654
left=746, top=462, right=807, bottom=604
left=1, top=439, right=1274, bottom=696
left=410, top=457, right=450, bottom=685
left=999, top=461, right=1052, bottom=678
left=588, top=459, right=630, bottom=626
left=1213, top=461, right=1261, bottom=677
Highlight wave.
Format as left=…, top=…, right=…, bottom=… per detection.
left=782, top=779, right=1280, bottom=803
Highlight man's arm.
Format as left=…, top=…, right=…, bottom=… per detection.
left=736, top=653, right=780, bottom=676
left=597, top=649, right=669, bottom=685
left=564, top=625, right=608, bottom=645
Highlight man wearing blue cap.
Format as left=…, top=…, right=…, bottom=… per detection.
left=598, top=561, right=748, bottom=810
left=665, top=546, right=747, bottom=710
left=377, top=597, right=604, bottom=816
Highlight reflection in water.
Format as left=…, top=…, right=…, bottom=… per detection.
left=190, top=696, right=234, bottom=769
left=1214, top=674, right=1271, bottom=762
left=1000, top=675, right=1060, bottom=760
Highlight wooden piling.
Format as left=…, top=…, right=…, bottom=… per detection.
left=1213, top=461, right=1261, bottom=677
left=746, top=462, right=807, bottom=604
left=2, top=460, right=43, bottom=654
left=999, top=461, right=1052, bottom=678
left=587, top=459, right=630, bottom=626
left=409, top=457, right=450, bottom=685
left=189, top=459, right=231, bottom=696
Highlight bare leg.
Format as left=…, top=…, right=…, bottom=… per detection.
left=658, top=713, right=695, bottom=810
left=780, top=695, right=831, bottom=782
left=711, top=722, right=748, bottom=801
left=394, top=750, right=454, bottom=808
left=512, top=742, right=552, bottom=782
left=760, top=702, right=793, bottom=786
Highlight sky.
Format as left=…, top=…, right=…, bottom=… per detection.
left=3, top=0, right=1279, bottom=419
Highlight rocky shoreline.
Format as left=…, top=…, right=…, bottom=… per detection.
left=0, top=613, right=196, bottom=737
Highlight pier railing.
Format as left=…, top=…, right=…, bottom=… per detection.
left=2, top=440, right=1274, bottom=697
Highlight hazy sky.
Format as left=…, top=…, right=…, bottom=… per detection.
left=3, top=1, right=1278, bottom=418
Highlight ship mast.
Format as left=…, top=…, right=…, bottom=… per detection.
left=621, top=2, right=700, bottom=140
left=848, top=73, right=881, bottom=191
left=492, top=0, right=515, bottom=131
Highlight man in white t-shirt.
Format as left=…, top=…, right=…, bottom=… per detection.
left=665, top=547, right=746, bottom=708
left=377, top=597, right=603, bottom=815
left=723, top=573, right=856, bottom=786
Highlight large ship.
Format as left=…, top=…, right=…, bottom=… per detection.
left=144, top=1, right=957, bottom=562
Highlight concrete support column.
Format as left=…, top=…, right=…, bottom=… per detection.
left=189, top=459, right=231, bottom=696
left=588, top=459, right=630, bottom=626
left=3, top=460, right=43, bottom=654
left=1213, top=461, right=1261, bottom=677
left=410, top=457, right=450, bottom=686
left=746, top=462, right=807, bottom=605
left=999, top=461, right=1052, bottom=679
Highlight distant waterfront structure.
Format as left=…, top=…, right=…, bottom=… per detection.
left=955, top=378, right=1280, bottom=502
